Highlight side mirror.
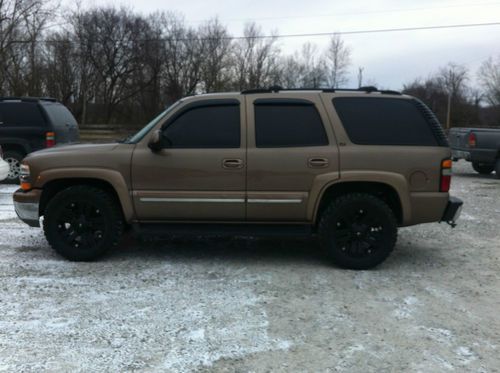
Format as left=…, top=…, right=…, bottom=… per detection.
left=148, top=130, right=163, bottom=152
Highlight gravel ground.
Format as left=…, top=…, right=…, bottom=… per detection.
left=0, top=160, right=499, bottom=372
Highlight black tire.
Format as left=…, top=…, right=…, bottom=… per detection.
left=3, top=150, right=24, bottom=183
left=495, top=159, right=500, bottom=179
left=472, top=162, right=494, bottom=175
left=43, top=186, right=124, bottom=261
left=318, top=193, right=398, bottom=270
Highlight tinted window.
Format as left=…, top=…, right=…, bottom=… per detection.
left=43, top=103, right=78, bottom=128
left=163, top=104, right=240, bottom=148
left=255, top=101, right=328, bottom=147
left=333, top=97, right=438, bottom=146
left=0, top=102, right=46, bottom=126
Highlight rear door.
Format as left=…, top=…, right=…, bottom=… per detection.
left=40, top=102, right=79, bottom=144
left=245, top=94, right=340, bottom=221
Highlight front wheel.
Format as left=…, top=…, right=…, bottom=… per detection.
left=43, top=186, right=124, bottom=261
left=318, top=193, right=398, bottom=270
left=472, top=162, right=494, bottom=175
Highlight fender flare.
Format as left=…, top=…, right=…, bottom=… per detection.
left=36, top=167, right=135, bottom=222
left=308, top=171, right=411, bottom=224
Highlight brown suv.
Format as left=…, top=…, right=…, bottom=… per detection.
left=13, top=87, right=463, bottom=269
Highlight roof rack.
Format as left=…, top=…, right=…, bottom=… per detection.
left=241, top=86, right=401, bottom=95
left=0, top=96, right=58, bottom=102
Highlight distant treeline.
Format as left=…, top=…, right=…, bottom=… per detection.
left=1, top=0, right=499, bottom=127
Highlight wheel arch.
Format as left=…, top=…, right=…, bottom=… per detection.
left=37, top=169, right=134, bottom=223
left=312, top=180, right=406, bottom=226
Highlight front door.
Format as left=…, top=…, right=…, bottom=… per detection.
left=131, top=98, right=246, bottom=221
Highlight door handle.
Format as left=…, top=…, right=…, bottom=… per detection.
left=308, top=157, right=329, bottom=168
left=222, top=159, right=244, bottom=169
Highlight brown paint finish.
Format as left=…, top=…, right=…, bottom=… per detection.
left=14, top=90, right=453, bottom=228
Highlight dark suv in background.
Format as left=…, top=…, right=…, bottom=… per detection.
left=0, top=97, right=79, bottom=183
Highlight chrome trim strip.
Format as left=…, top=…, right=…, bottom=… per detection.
left=139, top=197, right=303, bottom=204
left=140, top=198, right=245, bottom=203
left=247, top=199, right=302, bottom=204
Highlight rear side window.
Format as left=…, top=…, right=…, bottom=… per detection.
left=0, top=102, right=46, bottom=126
left=332, top=97, right=439, bottom=146
left=254, top=100, right=328, bottom=147
left=163, top=104, right=240, bottom=148
left=42, top=103, right=78, bottom=128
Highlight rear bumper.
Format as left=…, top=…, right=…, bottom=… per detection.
left=13, top=188, right=41, bottom=227
left=440, top=196, right=463, bottom=227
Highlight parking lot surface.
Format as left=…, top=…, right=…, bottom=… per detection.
left=0, top=160, right=499, bottom=372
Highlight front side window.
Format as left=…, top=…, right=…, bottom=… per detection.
left=163, top=104, right=240, bottom=148
left=254, top=100, right=328, bottom=148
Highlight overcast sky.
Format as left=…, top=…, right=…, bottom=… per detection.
left=65, top=0, right=500, bottom=89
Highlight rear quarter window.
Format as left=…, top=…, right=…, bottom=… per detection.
left=0, top=102, right=46, bottom=127
left=42, top=103, right=78, bottom=129
left=332, top=97, right=439, bottom=146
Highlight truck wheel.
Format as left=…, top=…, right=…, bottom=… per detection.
left=318, top=193, right=398, bottom=270
left=43, top=185, right=124, bottom=261
left=495, top=159, right=500, bottom=179
left=3, top=150, right=24, bottom=183
left=472, top=162, right=494, bottom=175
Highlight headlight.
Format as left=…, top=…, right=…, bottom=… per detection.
left=20, top=164, right=31, bottom=191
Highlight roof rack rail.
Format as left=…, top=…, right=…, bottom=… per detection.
left=0, top=96, right=58, bottom=102
left=241, top=86, right=401, bottom=95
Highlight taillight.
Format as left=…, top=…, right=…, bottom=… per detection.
left=468, top=132, right=476, bottom=148
left=46, top=132, right=56, bottom=148
left=440, top=159, right=452, bottom=192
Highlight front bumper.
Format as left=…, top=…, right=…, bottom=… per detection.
left=441, top=196, right=463, bottom=227
left=13, top=188, right=41, bottom=227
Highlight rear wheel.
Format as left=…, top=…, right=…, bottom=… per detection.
left=3, top=150, right=24, bottom=183
left=495, top=159, right=500, bottom=179
left=472, top=162, right=494, bottom=175
left=318, top=193, right=398, bottom=270
left=43, top=186, right=124, bottom=261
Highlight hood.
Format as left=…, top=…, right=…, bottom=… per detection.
left=27, top=143, right=120, bottom=158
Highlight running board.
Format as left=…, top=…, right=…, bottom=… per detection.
left=132, top=223, right=313, bottom=239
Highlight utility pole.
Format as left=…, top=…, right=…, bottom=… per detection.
left=446, top=93, right=452, bottom=130
left=357, top=67, right=364, bottom=88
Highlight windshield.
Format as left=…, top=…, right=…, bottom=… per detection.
left=125, top=100, right=182, bottom=144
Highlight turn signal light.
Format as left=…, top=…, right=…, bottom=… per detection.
left=46, top=132, right=56, bottom=148
left=440, top=159, right=452, bottom=192
left=20, top=182, right=32, bottom=191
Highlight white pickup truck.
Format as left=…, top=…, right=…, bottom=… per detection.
left=0, top=146, right=10, bottom=181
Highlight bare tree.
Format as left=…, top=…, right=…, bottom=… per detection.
left=478, top=56, right=500, bottom=106
left=198, top=18, right=233, bottom=93
left=299, top=42, right=326, bottom=88
left=232, top=22, right=281, bottom=90
left=437, top=63, right=468, bottom=98
left=325, top=33, right=351, bottom=88
left=71, top=6, right=148, bottom=123
left=0, top=0, right=47, bottom=94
